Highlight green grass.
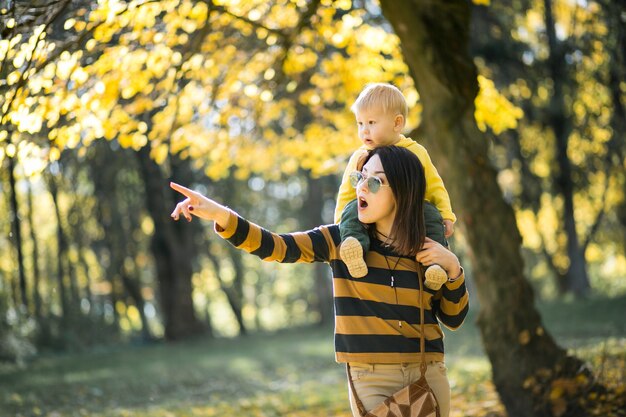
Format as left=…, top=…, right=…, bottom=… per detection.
left=1, top=295, right=625, bottom=417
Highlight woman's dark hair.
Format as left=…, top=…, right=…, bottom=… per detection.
left=358, top=146, right=426, bottom=256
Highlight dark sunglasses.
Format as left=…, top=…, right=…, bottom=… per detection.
left=349, top=171, right=390, bottom=193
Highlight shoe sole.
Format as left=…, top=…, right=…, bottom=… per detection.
left=424, top=265, right=448, bottom=290
left=340, top=238, right=368, bottom=278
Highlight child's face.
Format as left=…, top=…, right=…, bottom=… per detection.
left=355, top=106, right=404, bottom=148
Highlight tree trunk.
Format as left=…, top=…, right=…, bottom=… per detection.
left=226, top=246, right=248, bottom=335
left=89, top=142, right=154, bottom=337
left=7, top=154, right=27, bottom=309
left=120, top=272, right=153, bottom=341
left=504, top=131, right=569, bottom=286
left=135, top=144, right=203, bottom=340
left=543, top=0, right=590, bottom=297
left=45, top=170, right=68, bottom=319
left=304, top=174, right=333, bottom=326
left=602, top=0, right=626, bottom=254
left=379, top=1, right=599, bottom=415
left=206, top=249, right=247, bottom=335
left=26, top=178, right=43, bottom=319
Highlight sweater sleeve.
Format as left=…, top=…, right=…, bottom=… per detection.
left=215, top=210, right=336, bottom=263
left=430, top=271, right=469, bottom=330
left=334, top=149, right=368, bottom=223
left=407, top=142, right=456, bottom=223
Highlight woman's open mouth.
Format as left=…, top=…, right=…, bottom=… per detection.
left=358, top=196, right=368, bottom=209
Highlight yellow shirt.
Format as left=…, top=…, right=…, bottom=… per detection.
left=334, top=135, right=456, bottom=223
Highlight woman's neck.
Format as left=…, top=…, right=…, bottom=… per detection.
left=375, top=221, right=394, bottom=243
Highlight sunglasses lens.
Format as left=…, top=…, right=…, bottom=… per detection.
left=350, top=172, right=383, bottom=193
left=367, top=177, right=381, bottom=193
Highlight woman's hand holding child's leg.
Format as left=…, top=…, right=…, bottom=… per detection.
left=416, top=238, right=462, bottom=288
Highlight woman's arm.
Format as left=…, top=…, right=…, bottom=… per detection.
left=415, top=238, right=469, bottom=329
left=170, top=182, right=336, bottom=264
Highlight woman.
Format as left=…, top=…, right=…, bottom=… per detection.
left=171, top=146, right=469, bottom=417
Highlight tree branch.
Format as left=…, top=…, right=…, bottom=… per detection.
left=1, top=0, right=71, bottom=126
left=581, top=174, right=609, bottom=254
left=211, top=3, right=288, bottom=39
left=271, top=0, right=322, bottom=88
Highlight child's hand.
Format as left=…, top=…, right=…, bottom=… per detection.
left=443, top=220, right=454, bottom=238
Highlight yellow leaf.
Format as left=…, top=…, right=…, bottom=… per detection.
left=518, top=329, right=531, bottom=345
left=131, top=132, right=147, bottom=150
left=522, top=376, right=535, bottom=389
left=49, top=147, right=60, bottom=162
left=7, top=71, right=20, bottom=85
left=5, top=143, right=16, bottom=157
left=118, top=133, right=133, bottom=148
left=64, top=18, right=76, bottom=30
left=475, top=75, right=524, bottom=134
left=151, top=143, right=169, bottom=164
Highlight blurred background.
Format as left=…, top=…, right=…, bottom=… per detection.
left=0, top=0, right=624, bottom=416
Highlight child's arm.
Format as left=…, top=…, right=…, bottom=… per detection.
left=334, top=149, right=367, bottom=223
left=171, top=182, right=333, bottom=264
left=443, top=220, right=454, bottom=238
left=408, top=142, right=456, bottom=228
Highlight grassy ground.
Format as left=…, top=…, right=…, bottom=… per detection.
left=1, top=295, right=625, bottom=417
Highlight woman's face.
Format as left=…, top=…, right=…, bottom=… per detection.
left=356, top=154, right=397, bottom=230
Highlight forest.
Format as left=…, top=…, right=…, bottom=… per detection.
left=0, top=0, right=625, bottom=416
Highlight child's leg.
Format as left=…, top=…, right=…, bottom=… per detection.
left=339, top=199, right=370, bottom=278
left=423, top=202, right=449, bottom=290
left=424, top=201, right=448, bottom=248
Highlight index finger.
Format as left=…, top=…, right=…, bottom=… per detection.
left=170, top=182, right=196, bottom=197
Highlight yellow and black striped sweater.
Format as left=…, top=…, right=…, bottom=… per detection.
left=216, top=210, right=469, bottom=364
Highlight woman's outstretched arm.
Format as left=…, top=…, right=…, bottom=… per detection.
left=170, top=182, right=231, bottom=228
left=170, top=181, right=337, bottom=265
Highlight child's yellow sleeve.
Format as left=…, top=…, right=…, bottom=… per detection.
left=334, top=150, right=366, bottom=223
left=408, top=142, right=456, bottom=223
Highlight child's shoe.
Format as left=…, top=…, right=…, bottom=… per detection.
left=340, top=237, right=368, bottom=278
left=424, top=264, right=448, bottom=290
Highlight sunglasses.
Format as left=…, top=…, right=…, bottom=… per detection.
left=349, top=171, right=390, bottom=193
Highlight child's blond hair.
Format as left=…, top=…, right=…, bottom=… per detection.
left=351, top=83, right=408, bottom=119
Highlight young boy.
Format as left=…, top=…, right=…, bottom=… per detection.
left=335, top=83, right=456, bottom=289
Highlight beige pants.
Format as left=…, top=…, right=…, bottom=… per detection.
left=348, top=362, right=451, bottom=417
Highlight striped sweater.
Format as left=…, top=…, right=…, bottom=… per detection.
left=215, top=210, right=469, bottom=364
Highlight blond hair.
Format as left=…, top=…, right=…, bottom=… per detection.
left=351, top=83, right=408, bottom=119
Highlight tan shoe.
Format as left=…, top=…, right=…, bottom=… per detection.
left=424, top=264, right=448, bottom=290
left=340, top=237, right=368, bottom=278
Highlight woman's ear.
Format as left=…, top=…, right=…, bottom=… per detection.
left=394, top=114, right=405, bottom=132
